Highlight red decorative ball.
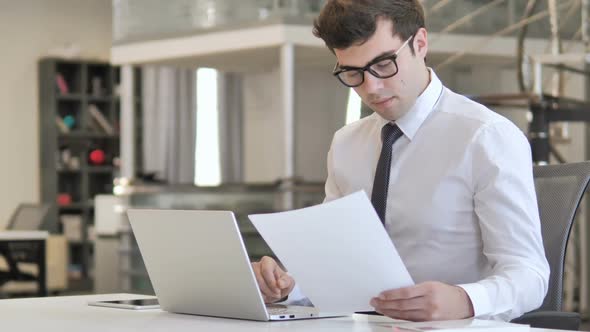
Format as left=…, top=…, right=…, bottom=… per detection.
left=57, top=193, right=72, bottom=206
left=89, top=149, right=106, bottom=165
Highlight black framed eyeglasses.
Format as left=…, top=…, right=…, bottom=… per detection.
left=332, top=36, right=414, bottom=88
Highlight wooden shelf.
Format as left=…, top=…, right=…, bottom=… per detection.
left=87, top=96, right=116, bottom=103
left=67, top=277, right=94, bottom=293
left=57, top=168, right=82, bottom=174
left=58, top=203, right=88, bottom=211
left=57, top=94, right=84, bottom=101
left=58, top=132, right=120, bottom=139
left=87, top=166, right=117, bottom=173
left=41, top=58, right=140, bottom=282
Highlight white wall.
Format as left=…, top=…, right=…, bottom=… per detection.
left=0, top=0, right=112, bottom=228
left=295, top=66, right=348, bottom=181
left=242, top=64, right=349, bottom=183
left=242, top=68, right=285, bottom=182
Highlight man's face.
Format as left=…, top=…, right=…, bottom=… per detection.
left=334, top=19, right=428, bottom=121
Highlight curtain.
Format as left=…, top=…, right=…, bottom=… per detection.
left=217, top=72, right=244, bottom=183
left=141, top=66, right=196, bottom=184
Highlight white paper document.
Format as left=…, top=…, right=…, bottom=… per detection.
left=249, top=191, right=414, bottom=313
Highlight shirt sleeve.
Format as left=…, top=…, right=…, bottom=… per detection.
left=459, top=120, right=549, bottom=321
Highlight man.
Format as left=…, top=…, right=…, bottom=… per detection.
left=252, top=0, right=549, bottom=322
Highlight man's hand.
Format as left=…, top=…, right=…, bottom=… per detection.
left=251, top=256, right=295, bottom=303
left=369, top=281, right=474, bottom=321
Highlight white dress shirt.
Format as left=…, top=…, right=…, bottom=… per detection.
left=321, top=70, right=549, bottom=321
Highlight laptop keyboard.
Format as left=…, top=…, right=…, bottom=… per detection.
left=266, top=304, right=316, bottom=316
left=267, top=306, right=291, bottom=315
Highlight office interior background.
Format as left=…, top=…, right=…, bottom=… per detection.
left=2, top=0, right=590, bottom=327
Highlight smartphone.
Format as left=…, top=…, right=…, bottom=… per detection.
left=88, top=298, right=159, bottom=310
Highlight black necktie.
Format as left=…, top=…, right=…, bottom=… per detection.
left=371, top=123, right=403, bottom=224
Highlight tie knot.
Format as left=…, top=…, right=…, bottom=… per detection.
left=381, top=123, right=403, bottom=145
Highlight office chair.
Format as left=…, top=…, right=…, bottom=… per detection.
left=6, top=203, right=50, bottom=230
left=510, top=161, right=590, bottom=330
left=0, top=203, right=50, bottom=288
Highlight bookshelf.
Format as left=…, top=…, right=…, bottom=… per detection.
left=39, top=58, right=140, bottom=289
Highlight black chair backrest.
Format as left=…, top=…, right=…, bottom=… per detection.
left=6, top=203, right=50, bottom=231
left=533, top=162, right=590, bottom=311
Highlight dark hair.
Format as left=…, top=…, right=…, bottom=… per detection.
left=312, top=0, right=425, bottom=55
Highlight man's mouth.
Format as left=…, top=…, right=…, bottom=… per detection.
left=372, top=96, right=394, bottom=106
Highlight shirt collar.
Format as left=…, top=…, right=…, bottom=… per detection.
left=374, top=68, right=443, bottom=141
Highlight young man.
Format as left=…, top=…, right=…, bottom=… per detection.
left=252, top=0, right=549, bottom=322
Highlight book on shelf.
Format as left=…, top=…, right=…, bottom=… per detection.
left=68, top=264, right=83, bottom=280
left=88, top=104, right=115, bottom=135
left=60, top=214, right=82, bottom=242
left=90, top=76, right=105, bottom=96
left=55, top=116, right=70, bottom=133
left=55, top=73, right=69, bottom=94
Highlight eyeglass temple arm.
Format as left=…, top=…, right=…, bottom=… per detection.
left=332, top=61, right=340, bottom=73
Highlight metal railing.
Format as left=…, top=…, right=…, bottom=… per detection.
left=112, top=0, right=582, bottom=45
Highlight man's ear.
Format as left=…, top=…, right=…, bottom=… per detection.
left=413, top=27, right=428, bottom=59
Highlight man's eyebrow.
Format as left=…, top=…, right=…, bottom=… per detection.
left=337, top=50, right=396, bottom=70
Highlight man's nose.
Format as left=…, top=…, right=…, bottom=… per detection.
left=360, top=72, right=383, bottom=94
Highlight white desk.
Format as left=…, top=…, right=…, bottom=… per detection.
left=0, top=293, right=573, bottom=331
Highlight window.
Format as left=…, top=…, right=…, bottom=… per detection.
left=345, top=88, right=362, bottom=124
left=194, top=68, right=221, bottom=186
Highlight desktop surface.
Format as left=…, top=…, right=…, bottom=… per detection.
left=0, top=293, right=573, bottom=332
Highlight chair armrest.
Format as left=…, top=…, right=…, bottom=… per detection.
left=510, top=311, right=580, bottom=331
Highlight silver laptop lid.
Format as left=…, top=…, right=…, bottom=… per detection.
left=127, top=209, right=270, bottom=321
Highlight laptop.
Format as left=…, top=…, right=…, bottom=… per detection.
left=127, top=209, right=342, bottom=321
